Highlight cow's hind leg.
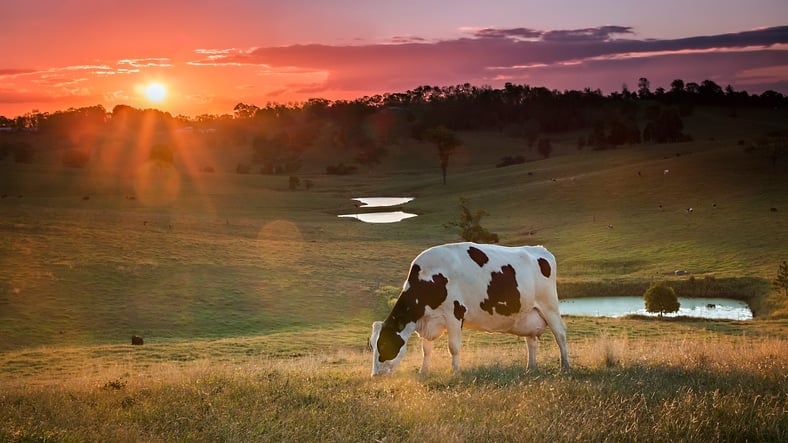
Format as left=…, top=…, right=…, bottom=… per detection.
left=420, top=338, right=434, bottom=373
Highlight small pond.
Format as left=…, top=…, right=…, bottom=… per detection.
left=559, top=296, right=752, bottom=320
left=352, top=197, right=414, bottom=208
left=338, top=211, right=418, bottom=223
left=338, top=197, right=417, bottom=223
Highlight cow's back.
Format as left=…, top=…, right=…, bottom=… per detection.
left=408, top=242, right=558, bottom=334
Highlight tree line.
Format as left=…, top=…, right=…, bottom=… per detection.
left=1, top=78, right=785, bottom=180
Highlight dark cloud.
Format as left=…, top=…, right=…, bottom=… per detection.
left=473, top=27, right=542, bottom=40
left=194, top=25, right=788, bottom=96
left=542, top=26, right=634, bottom=42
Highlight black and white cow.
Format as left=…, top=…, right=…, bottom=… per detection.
left=369, top=242, right=570, bottom=376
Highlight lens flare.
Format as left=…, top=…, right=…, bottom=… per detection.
left=133, top=161, right=181, bottom=207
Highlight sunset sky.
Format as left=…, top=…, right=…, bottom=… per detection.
left=2, top=0, right=787, bottom=118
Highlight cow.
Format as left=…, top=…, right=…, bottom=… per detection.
left=369, top=242, right=570, bottom=376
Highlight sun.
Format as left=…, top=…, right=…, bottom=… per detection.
left=143, top=82, right=167, bottom=103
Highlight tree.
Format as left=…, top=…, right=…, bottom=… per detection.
left=424, top=126, right=461, bottom=184
left=643, top=282, right=680, bottom=316
left=637, top=77, right=651, bottom=98
left=447, top=197, right=499, bottom=243
left=774, top=261, right=788, bottom=297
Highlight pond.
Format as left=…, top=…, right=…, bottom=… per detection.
left=338, top=197, right=417, bottom=223
left=337, top=211, right=418, bottom=223
left=559, top=296, right=752, bottom=320
left=352, top=197, right=414, bottom=208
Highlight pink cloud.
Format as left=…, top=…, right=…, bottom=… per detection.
left=197, top=25, right=788, bottom=97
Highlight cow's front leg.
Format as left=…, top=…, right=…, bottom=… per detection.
left=525, top=335, right=539, bottom=370
left=447, top=323, right=462, bottom=372
left=420, top=338, right=434, bottom=373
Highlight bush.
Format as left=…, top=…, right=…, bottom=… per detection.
left=447, top=197, right=499, bottom=244
left=644, top=282, right=680, bottom=316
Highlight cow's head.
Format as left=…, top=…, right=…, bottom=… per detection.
left=369, top=320, right=408, bottom=376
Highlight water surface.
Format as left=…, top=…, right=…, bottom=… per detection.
left=559, top=296, right=751, bottom=320
left=352, top=197, right=414, bottom=208
left=338, top=211, right=418, bottom=223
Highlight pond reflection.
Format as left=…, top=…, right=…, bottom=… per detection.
left=560, top=296, right=752, bottom=320
left=338, top=211, right=418, bottom=223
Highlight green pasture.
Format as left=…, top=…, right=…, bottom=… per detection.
left=0, top=106, right=787, bottom=349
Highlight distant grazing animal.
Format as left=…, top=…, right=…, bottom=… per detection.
left=369, top=242, right=570, bottom=376
left=663, top=169, right=670, bottom=175
left=771, top=207, right=778, bottom=212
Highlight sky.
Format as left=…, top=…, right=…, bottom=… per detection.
left=1, top=0, right=787, bottom=118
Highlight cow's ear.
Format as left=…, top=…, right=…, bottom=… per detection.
left=372, top=321, right=383, bottom=333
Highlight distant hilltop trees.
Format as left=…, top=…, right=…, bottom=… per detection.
left=1, top=78, right=785, bottom=135
left=1, top=78, right=785, bottom=177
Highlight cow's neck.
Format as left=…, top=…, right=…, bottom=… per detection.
left=383, top=315, right=417, bottom=340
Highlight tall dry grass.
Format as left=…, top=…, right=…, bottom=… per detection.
left=1, top=334, right=785, bottom=442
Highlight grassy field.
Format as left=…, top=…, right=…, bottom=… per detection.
left=1, top=321, right=786, bottom=441
left=0, top=106, right=787, bottom=440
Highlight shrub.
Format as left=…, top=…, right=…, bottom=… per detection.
left=447, top=197, right=499, bottom=244
left=644, top=282, right=680, bottom=316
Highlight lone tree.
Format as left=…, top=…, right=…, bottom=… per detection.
left=774, top=261, right=788, bottom=297
left=447, top=197, right=499, bottom=243
left=424, top=126, right=461, bottom=185
left=643, top=282, right=680, bottom=316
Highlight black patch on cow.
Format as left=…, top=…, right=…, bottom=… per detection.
left=377, top=325, right=405, bottom=362
left=453, top=300, right=467, bottom=325
left=480, top=264, right=521, bottom=316
left=467, top=246, right=489, bottom=267
left=537, top=257, right=552, bottom=278
left=378, top=264, right=448, bottom=362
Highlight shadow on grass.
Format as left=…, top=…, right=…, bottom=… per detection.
left=421, top=360, right=784, bottom=400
